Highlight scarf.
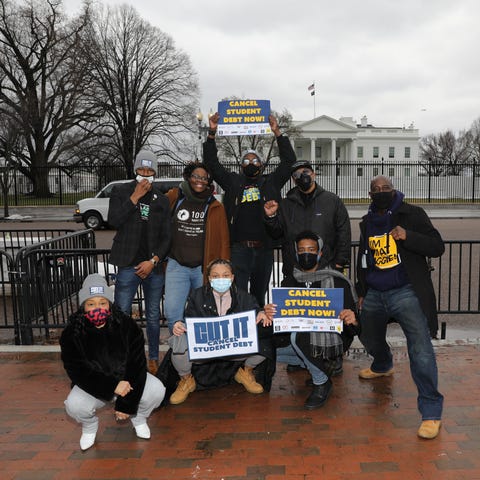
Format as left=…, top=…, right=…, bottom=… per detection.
left=293, top=267, right=357, bottom=359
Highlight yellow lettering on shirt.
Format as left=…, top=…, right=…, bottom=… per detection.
left=241, top=186, right=261, bottom=203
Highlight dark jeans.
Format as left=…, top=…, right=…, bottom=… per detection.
left=359, top=284, right=443, bottom=420
left=230, top=243, right=273, bottom=307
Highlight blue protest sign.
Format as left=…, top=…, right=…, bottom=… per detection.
left=217, top=99, right=271, bottom=136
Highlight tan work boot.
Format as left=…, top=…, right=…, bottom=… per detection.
left=417, top=420, right=441, bottom=439
left=358, top=367, right=394, bottom=379
left=170, top=374, right=196, bottom=405
left=147, top=359, right=158, bottom=375
left=234, top=366, right=264, bottom=394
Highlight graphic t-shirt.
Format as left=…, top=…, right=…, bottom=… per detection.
left=231, top=183, right=265, bottom=242
left=132, top=190, right=153, bottom=266
left=170, top=199, right=206, bottom=267
left=365, top=230, right=409, bottom=291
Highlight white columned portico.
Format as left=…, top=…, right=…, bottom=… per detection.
left=331, top=138, right=336, bottom=161
left=350, top=138, right=357, bottom=162
left=310, top=138, right=316, bottom=162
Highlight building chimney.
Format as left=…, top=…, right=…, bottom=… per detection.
left=360, top=115, right=368, bottom=127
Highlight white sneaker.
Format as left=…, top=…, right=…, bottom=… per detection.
left=80, top=432, right=96, bottom=450
left=134, top=423, right=151, bottom=439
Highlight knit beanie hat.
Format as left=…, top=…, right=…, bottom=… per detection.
left=133, top=150, right=158, bottom=175
left=241, top=149, right=264, bottom=164
left=78, top=274, right=114, bottom=305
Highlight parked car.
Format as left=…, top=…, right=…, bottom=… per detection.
left=74, top=178, right=182, bottom=230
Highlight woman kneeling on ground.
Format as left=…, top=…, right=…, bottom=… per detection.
left=168, top=258, right=275, bottom=404
left=60, top=274, right=166, bottom=451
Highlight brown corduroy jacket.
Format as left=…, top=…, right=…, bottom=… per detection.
left=166, top=188, right=230, bottom=281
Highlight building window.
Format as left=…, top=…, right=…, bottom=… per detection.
left=389, top=147, right=395, bottom=158
left=296, top=146, right=303, bottom=158
left=315, top=146, right=322, bottom=159
left=405, top=167, right=410, bottom=177
left=373, top=146, right=379, bottom=158
left=357, top=167, right=363, bottom=177
left=388, top=167, right=395, bottom=177
left=373, top=167, right=379, bottom=176
left=357, top=146, right=363, bottom=158
left=405, top=146, right=411, bottom=158
left=336, top=146, right=340, bottom=160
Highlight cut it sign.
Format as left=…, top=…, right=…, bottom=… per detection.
left=217, top=99, right=271, bottom=137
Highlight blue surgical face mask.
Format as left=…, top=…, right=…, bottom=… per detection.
left=136, top=174, right=154, bottom=184
left=210, top=278, right=232, bottom=293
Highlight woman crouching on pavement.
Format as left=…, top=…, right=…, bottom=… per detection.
left=168, top=258, right=275, bottom=404
left=60, top=274, right=166, bottom=451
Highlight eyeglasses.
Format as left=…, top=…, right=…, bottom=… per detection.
left=190, top=173, right=209, bottom=182
left=370, top=185, right=393, bottom=193
left=242, top=158, right=262, bottom=166
left=292, top=168, right=313, bottom=180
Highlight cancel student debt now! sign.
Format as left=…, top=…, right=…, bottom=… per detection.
left=217, top=99, right=271, bottom=136
left=272, top=287, right=344, bottom=334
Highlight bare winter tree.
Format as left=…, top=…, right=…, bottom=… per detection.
left=419, top=130, right=470, bottom=176
left=0, top=0, right=97, bottom=197
left=214, top=103, right=301, bottom=168
left=85, top=4, right=199, bottom=178
left=463, top=118, right=480, bottom=167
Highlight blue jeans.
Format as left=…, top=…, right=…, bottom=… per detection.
left=231, top=243, right=273, bottom=307
left=291, top=333, right=329, bottom=385
left=164, top=258, right=203, bottom=332
left=359, top=284, right=443, bottom=420
left=114, top=266, right=165, bottom=361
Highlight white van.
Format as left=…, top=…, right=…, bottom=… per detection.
left=74, top=178, right=182, bottom=230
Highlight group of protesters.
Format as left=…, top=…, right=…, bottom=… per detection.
left=60, top=109, right=445, bottom=451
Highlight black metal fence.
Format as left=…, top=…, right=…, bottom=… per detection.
left=1, top=229, right=479, bottom=345
left=1, top=160, right=479, bottom=207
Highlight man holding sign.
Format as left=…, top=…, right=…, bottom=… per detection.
left=272, top=231, right=359, bottom=410
left=168, top=259, right=275, bottom=405
left=204, top=108, right=296, bottom=307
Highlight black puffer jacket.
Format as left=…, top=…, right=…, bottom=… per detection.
left=60, top=306, right=147, bottom=415
left=265, top=184, right=351, bottom=276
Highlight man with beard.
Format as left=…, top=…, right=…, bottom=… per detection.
left=356, top=175, right=444, bottom=439
left=263, top=160, right=351, bottom=278
left=203, top=112, right=296, bottom=307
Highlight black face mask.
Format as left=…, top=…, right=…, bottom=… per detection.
left=295, top=173, right=313, bottom=192
left=371, top=191, right=394, bottom=210
left=297, top=252, right=319, bottom=271
left=242, top=164, right=261, bottom=177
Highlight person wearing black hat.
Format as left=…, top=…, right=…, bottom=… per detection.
left=60, top=274, right=166, bottom=451
left=108, top=149, right=171, bottom=375
left=203, top=112, right=296, bottom=307
left=263, top=159, right=351, bottom=278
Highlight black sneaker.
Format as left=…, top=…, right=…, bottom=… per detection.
left=286, top=364, right=305, bottom=373
left=304, top=379, right=332, bottom=410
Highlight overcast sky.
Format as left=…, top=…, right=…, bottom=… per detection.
left=65, top=0, right=479, bottom=136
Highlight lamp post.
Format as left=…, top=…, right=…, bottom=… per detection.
left=196, top=110, right=213, bottom=160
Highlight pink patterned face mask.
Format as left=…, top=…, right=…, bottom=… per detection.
left=84, top=308, right=111, bottom=327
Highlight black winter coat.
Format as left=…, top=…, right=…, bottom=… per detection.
left=108, top=180, right=171, bottom=268
left=356, top=201, right=444, bottom=337
left=60, top=307, right=147, bottom=414
left=265, top=184, right=351, bottom=276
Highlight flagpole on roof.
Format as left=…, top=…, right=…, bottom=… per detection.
left=307, top=82, right=316, bottom=118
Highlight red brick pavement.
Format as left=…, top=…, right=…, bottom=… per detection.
left=1, top=344, right=479, bottom=480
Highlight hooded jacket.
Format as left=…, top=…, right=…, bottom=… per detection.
left=203, top=135, right=296, bottom=245
left=60, top=306, right=147, bottom=414
left=356, top=198, right=444, bottom=337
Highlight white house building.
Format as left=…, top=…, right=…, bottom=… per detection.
left=292, top=114, right=420, bottom=180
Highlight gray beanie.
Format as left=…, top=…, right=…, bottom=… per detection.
left=134, top=150, right=158, bottom=175
left=241, top=149, right=264, bottom=164
left=78, top=274, right=114, bottom=305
